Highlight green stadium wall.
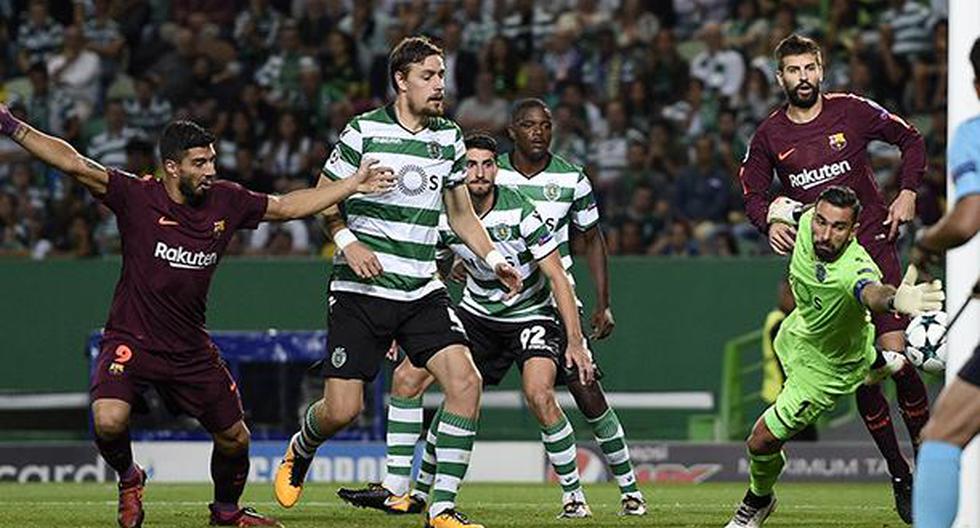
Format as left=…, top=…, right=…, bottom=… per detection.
left=0, top=257, right=785, bottom=438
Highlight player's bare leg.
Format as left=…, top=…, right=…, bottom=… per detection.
left=93, top=399, right=146, bottom=528
left=209, top=421, right=281, bottom=526
left=420, top=345, right=484, bottom=528
left=275, top=378, right=364, bottom=507
left=914, top=375, right=980, bottom=528
left=522, top=358, right=597, bottom=518
left=338, top=360, right=433, bottom=514
left=725, top=416, right=782, bottom=528
left=565, top=376, right=645, bottom=512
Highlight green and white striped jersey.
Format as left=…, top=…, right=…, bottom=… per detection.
left=322, top=105, right=466, bottom=301
left=495, top=153, right=600, bottom=272
left=437, top=185, right=559, bottom=323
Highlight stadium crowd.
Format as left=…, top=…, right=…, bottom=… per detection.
left=0, top=0, right=951, bottom=258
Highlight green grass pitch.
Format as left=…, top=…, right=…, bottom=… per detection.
left=0, top=482, right=907, bottom=527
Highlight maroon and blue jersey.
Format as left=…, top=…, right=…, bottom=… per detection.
left=739, top=92, right=926, bottom=247
left=97, top=169, right=267, bottom=352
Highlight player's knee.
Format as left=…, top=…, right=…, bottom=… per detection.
left=446, top=365, right=482, bottom=403
left=323, top=399, right=362, bottom=428
left=93, top=411, right=128, bottom=439
left=391, top=363, right=430, bottom=399
left=566, top=379, right=608, bottom=419
left=746, top=431, right=780, bottom=455
left=215, top=423, right=250, bottom=455
left=524, top=386, right=559, bottom=423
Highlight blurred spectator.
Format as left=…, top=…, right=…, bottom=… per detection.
left=551, top=103, right=588, bottom=167
left=319, top=30, right=366, bottom=103
left=641, top=29, right=689, bottom=105
left=79, top=0, right=125, bottom=100
left=611, top=182, right=664, bottom=251
left=673, top=0, right=728, bottom=39
left=25, top=63, right=79, bottom=139
left=500, top=0, right=555, bottom=61
left=541, top=29, right=583, bottom=89
left=255, top=21, right=305, bottom=106
left=690, top=22, right=746, bottom=100
left=234, top=0, right=283, bottom=65
left=152, top=28, right=197, bottom=105
left=16, top=0, right=64, bottom=72
left=88, top=100, right=144, bottom=168
left=339, top=0, right=393, bottom=74
left=47, top=25, right=101, bottom=122
left=725, top=0, right=769, bottom=52
left=298, top=0, right=341, bottom=51
left=124, top=75, right=173, bottom=137
left=673, top=135, right=731, bottom=224
left=248, top=220, right=311, bottom=255
left=124, top=138, right=157, bottom=177
left=0, top=191, right=33, bottom=256
left=458, top=0, right=497, bottom=54
left=259, top=111, right=314, bottom=190
left=440, top=19, right=478, bottom=106
left=612, top=0, right=660, bottom=48
left=580, top=26, right=637, bottom=102
left=483, top=35, right=519, bottom=96
left=650, top=218, right=699, bottom=256
left=590, top=99, right=635, bottom=190
left=455, top=71, right=509, bottom=137
left=225, top=147, right=275, bottom=195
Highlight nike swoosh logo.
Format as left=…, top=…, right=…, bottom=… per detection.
left=157, top=216, right=179, bottom=226
left=778, top=148, right=796, bottom=161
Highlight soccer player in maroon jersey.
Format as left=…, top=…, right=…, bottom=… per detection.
left=739, top=34, right=928, bottom=524
left=0, top=103, right=394, bottom=527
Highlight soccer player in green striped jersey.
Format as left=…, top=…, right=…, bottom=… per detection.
left=338, top=133, right=600, bottom=519
left=725, top=187, right=944, bottom=528
left=496, top=99, right=646, bottom=514
left=273, top=37, right=521, bottom=528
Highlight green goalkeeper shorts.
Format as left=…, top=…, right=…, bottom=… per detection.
left=762, top=376, right=841, bottom=440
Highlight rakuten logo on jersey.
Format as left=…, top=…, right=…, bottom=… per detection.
left=154, top=241, right=218, bottom=270
left=788, top=160, right=852, bottom=190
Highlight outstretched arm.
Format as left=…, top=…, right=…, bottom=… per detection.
left=860, top=265, right=944, bottom=316
left=264, top=158, right=395, bottom=221
left=0, top=104, right=108, bottom=195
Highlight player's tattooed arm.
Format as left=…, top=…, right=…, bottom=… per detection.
left=0, top=104, right=108, bottom=194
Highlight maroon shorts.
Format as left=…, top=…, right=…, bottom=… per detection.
left=861, top=235, right=908, bottom=338
left=89, top=339, right=244, bottom=433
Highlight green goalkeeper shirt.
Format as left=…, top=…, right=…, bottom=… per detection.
left=778, top=209, right=880, bottom=392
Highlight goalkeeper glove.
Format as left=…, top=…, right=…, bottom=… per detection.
left=767, top=196, right=804, bottom=226
left=893, top=264, right=945, bottom=316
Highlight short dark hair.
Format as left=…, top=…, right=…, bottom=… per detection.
left=464, top=132, right=497, bottom=154
left=816, top=185, right=862, bottom=222
left=510, top=98, right=550, bottom=123
left=775, top=34, right=823, bottom=71
left=388, top=36, right=442, bottom=92
left=971, top=36, right=980, bottom=81
left=158, top=121, right=215, bottom=163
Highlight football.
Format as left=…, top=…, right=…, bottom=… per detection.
left=905, top=311, right=948, bottom=374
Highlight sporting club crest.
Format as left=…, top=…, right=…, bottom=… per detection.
left=815, top=263, right=827, bottom=283
left=544, top=182, right=562, bottom=201
left=828, top=132, right=847, bottom=152
left=213, top=219, right=226, bottom=238
left=492, top=224, right=511, bottom=241
left=331, top=347, right=347, bottom=368
left=428, top=141, right=443, bottom=159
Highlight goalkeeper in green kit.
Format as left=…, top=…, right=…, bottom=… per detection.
left=724, top=186, right=945, bottom=528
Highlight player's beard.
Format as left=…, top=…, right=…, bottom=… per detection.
left=786, top=80, right=820, bottom=109
left=813, top=240, right=843, bottom=262
left=179, top=178, right=206, bottom=207
left=419, top=96, right=444, bottom=117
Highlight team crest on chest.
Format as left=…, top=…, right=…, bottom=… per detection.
left=828, top=132, right=847, bottom=152
left=213, top=219, right=226, bottom=238
left=427, top=141, right=443, bottom=159
left=544, top=182, right=562, bottom=201
left=491, top=223, right=511, bottom=241
left=815, top=262, right=827, bottom=283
